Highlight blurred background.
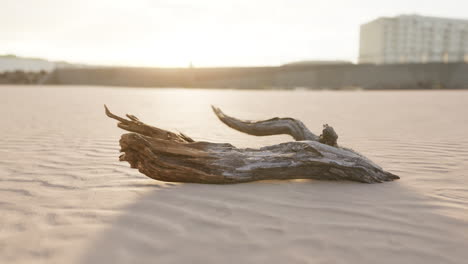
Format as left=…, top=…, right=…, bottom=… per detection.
left=1, top=0, right=468, bottom=89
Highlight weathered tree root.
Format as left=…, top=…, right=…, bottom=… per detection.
left=105, top=105, right=399, bottom=183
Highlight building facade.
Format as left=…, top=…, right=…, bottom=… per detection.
left=359, top=15, right=468, bottom=64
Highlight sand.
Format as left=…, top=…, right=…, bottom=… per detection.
left=1, top=86, right=467, bottom=264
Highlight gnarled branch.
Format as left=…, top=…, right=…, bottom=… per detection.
left=105, top=106, right=399, bottom=184
left=211, top=106, right=319, bottom=141
left=105, top=105, right=193, bottom=143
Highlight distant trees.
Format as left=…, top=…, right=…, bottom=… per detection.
left=0, top=70, right=48, bottom=84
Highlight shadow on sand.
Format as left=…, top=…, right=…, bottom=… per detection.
left=79, top=180, right=468, bottom=264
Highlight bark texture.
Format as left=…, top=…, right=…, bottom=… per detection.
left=105, top=105, right=399, bottom=184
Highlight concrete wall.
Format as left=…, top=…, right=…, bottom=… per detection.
left=45, top=63, right=468, bottom=89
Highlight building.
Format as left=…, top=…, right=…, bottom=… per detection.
left=359, top=14, right=468, bottom=64
left=0, top=55, right=56, bottom=72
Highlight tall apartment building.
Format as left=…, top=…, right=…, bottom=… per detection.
left=359, top=14, right=468, bottom=64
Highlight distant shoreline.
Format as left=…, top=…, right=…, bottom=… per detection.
left=2, top=62, right=468, bottom=90
left=2, top=84, right=468, bottom=91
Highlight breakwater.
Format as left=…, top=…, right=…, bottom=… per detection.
left=44, top=62, right=468, bottom=89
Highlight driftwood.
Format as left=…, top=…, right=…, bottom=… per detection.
left=105, top=105, right=399, bottom=184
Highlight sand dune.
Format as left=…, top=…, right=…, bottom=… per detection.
left=0, top=86, right=467, bottom=264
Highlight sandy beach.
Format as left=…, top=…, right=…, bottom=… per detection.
left=1, top=86, right=467, bottom=264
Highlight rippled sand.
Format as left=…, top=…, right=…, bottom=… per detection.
left=1, top=86, right=467, bottom=264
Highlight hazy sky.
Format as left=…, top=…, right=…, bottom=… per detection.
left=1, top=0, right=468, bottom=67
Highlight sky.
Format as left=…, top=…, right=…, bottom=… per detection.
left=1, top=0, right=468, bottom=67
